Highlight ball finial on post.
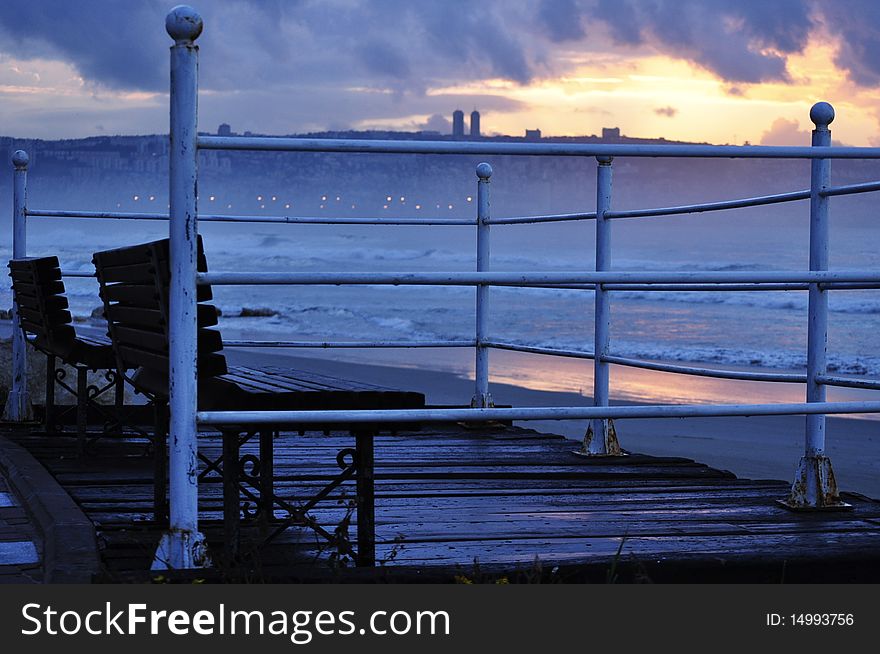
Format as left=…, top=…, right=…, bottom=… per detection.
left=476, top=162, right=493, bottom=180
left=166, top=5, right=203, bottom=44
left=810, top=102, right=835, bottom=129
left=12, top=150, right=29, bottom=169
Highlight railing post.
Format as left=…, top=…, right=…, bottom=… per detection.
left=3, top=150, right=33, bottom=422
left=153, top=4, right=211, bottom=569
left=781, top=101, right=847, bottom=510
left=472, top=162, right=493, bottom=408
left=577, top=155, right=622, bottom=456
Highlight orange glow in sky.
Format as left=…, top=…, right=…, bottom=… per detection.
left=361, top=31, right=880, bottom=147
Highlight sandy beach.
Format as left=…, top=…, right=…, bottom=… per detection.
left=223, top=345, right=880, bottom=499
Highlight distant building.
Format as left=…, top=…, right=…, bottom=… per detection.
left=525, top=128, right=542, bottom=140
left=452, top=110, right=465, bottom=138
left=602, top=127, right=621, bottom=140
left=470, top=110, right=481, bottom=138
left=218, top=123, right=232, bottom=136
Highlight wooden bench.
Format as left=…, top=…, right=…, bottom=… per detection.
left=92, top=237, right=425, bottom=566
left=8, top=256, right=127, bottom=454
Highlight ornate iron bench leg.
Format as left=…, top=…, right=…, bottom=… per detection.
left=114, top=369, right=124, bottom=410
left=153, top=401, right=169, bottom=523
left=355, top=430, right=376, bottom=567
left=259, top=429, right=274, bottom=536
left=76, top=366, right=87, bottom=456
left=223, top=429, right=240, bottom=561
left=44, top=354, right=56, bottom=433
left=104, top=367, right=125, bottom=433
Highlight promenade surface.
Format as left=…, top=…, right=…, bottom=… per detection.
left=0, top=474, right=41, bottom=583
left=5, top=422, right=880, bottom=583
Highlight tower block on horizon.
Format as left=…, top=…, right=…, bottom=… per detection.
left=470, top=110, right=481, bottom=138
left=452, top=110, right=465, bottom=138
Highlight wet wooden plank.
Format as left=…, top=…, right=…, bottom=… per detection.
left=7, top=419, right=880, bottom=581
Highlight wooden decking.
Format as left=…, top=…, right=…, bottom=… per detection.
left=6, top=420, right=880, bottom=582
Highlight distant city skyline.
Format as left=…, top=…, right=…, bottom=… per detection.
left=0, top=1, right=879, bottom=145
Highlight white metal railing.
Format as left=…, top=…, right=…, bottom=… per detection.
left=4, top=6, right=880, bottom=569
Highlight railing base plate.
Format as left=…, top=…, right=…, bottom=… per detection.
left=778, top=454, right=852, bottom=511
left=151, top=529, right=212, bottom=570
left=571, top=449, right=629, bottom=458
left=573, top=418, right=624, bottom=457
left=775, top=498, right=852, bottom=512
left=2, top=389, right=33, bottom=422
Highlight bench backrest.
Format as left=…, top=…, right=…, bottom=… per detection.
left=92, top=237, right=227, bottom=395
left=8, top=257, right=76, bottom=356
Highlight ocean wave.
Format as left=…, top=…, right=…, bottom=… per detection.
left=612, top=290, right=880, bottom=315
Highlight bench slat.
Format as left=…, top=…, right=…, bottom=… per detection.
left=114, top=325, right=223, bottom=354
left=20, top=319, right=75, bottom=343
left=10, top=267, right=62, bottom=283
left=95, top=261, right=157, bottom=284
left=92, top=244, right=153, bottom=268
left=13, top=280, right=65, bottom=298
left=118, top=345, right=227, bottom=378
left=13, top=293, right=69, bottom=313
left=100, top=283, right=158, bottom=306
left=104, top=304, right=219, bottom=328
left=18, top=306, right=71, bottom=328
left=229, top=366, right=359, bottom=392
left=9, top=257, right=60, bottom=273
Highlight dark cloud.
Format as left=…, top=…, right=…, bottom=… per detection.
left=654, top=106, right=677, bottom=118
left=1, top=0, right=879, bottom=95
left=536, top=0, right=585, bottom=42
left=411, top=0, right=534, bottom=83
left=821, top=1, right=880, bottom=86
left=0, top=0, right=168, bottom=90
left=356, top=40, right=411, bottom=80
left=0, top=0, right=539, bottom=93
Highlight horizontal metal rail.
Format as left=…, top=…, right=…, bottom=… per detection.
left=600, top=354, right=807, bottom=383
left=56, top=271, right=94, bottom=278
left=197, top=400, right=880, bottom=426
left=222, top=339, right=475, bottom=349
left=49, top=273, right=880, bottom=291
left=816, top=374, right=880, bottom=391
left=26, top=209, right=475, bottom=226
left=199, top=270, right=880, bottom=286
left=605, top=180, right=880, bottom=220
left=485, top=340, right=594, bottom=360
left=486, top=211, right=597, bottom=225
left=493, top=282, right=880, bottom=292
left=821, top=180, right=880, bottom=198
left=27, top=209, right=168, bottom=220
left=197, top=135, right=880, bottom=160
left=606, top=189, right=811, bottom=220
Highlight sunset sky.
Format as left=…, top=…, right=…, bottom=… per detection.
left=0, top=1, right=879, bottom=145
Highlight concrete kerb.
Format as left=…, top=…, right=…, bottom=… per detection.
left=0, top=432, right=99, bottom=583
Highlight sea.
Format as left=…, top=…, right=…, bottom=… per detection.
left=2, top=174, right=878, bottom=416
